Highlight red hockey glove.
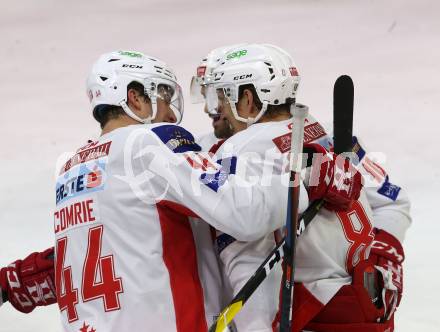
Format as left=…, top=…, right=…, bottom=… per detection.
left=370, top=228, right=404, bottom=320
left=0, top=247, right=56, bottom=313
left=304, top=143, right=362, bottom=211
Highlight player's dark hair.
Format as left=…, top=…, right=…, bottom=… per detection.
left=237, top=84, right=292, bottom=120
left=93, top=81, right=150, bottom=129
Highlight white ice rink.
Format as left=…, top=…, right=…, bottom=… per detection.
left=0, top=0, right=439, bottom=331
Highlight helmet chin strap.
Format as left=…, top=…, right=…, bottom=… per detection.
left=230, top=101, right=269, bottom=127
left=120, top=100, right=152, bottom=124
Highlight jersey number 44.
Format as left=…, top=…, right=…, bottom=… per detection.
left=55, top=225, right=123, bottom=322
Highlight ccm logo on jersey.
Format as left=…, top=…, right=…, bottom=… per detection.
left=56, top=164, right=105, bottom=205
left=54, top=199, right=97, bottom=234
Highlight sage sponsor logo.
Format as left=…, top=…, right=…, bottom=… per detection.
left=226, top=49, right=247, bottom=60
left=119, top=51, right=143, bottom=58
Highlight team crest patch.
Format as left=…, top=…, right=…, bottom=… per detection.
left=152, top=125, right=201, bottom=153
left=377, top=176, right=401, bottom=201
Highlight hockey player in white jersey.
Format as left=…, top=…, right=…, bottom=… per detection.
left=1, top=50, right=300, bottom=332
left=195, top=43, right=361, bottom=331
left=63, top=50, right=291, bottom=332
left=0, top=52, right=224, bottom=327
left=200, top=43, right=410, bottom=332
left=0, top=46, right=410, bottom=332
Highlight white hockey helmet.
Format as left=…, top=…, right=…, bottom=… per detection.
left=86, top=50, right=183, bottom=124
left=189, top=43, right=248, bottom=107
left=205, top=43, right=300, bottom=125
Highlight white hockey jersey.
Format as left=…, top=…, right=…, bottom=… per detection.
left=213, top=115, right=408, bottom=331
left=53, top=123, right=296, bottom=332
left=197, top=131, right=220, bottom=152
left=350, top=136, right=411, bottom=242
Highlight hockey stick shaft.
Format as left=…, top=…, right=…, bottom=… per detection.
left=278, top=103, right=309, bottom=331
left=279, top=75, right=354, bottom=330
left=333, top=75, right=354, bottom=155
left=0, top=291, right=6, bottom=306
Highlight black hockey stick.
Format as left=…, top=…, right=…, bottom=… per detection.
left=278, top=102, right=310, bottom=331
left=333, top=75, right=355, bottom=155
left=208, top=76, right=355, bottom=332
left=280, top=75, right=355, bottom=331
left=1, top=290, right=7, bottom=305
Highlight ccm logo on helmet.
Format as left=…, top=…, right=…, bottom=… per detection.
left=122, top=64, right=143, bottom=69
left=233, top=74, right=253, bottom=81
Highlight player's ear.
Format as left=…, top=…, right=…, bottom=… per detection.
left=239, top=88, right=255, bottom=115
left=244, top=88, right=260, bottom=116
left=127, top=88, right=141, bottom=110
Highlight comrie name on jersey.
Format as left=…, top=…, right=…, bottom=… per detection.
left=54, top=199, right=98, bottom=234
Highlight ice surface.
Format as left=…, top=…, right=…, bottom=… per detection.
left=0, top=0, right=439, bottom=330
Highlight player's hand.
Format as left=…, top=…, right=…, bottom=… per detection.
left=370, top=228, right=404, bottom=320
left=0, top=247, right=56, bottom=313
left=304, top=142, right=362, bottom=211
